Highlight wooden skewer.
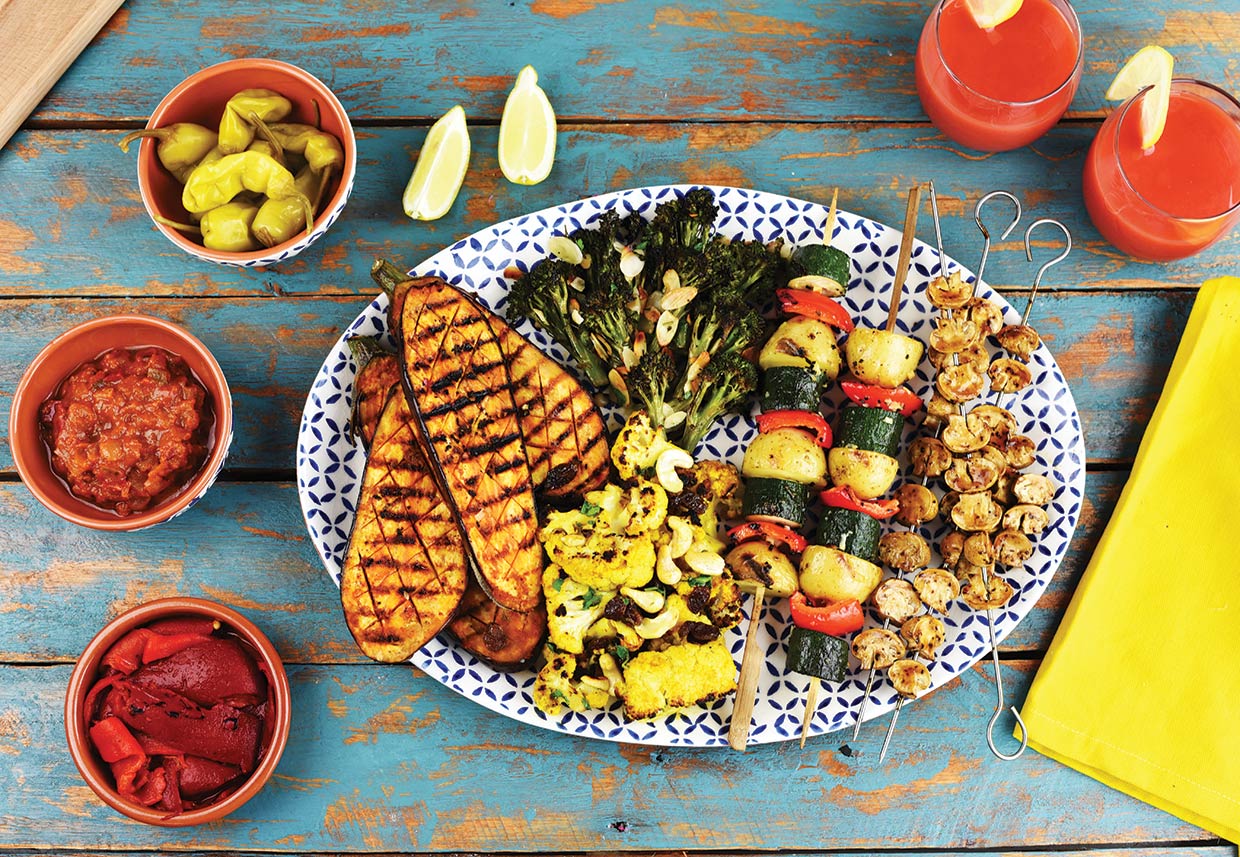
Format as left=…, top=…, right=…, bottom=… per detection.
left=825, top=187, right=839, bottom=240
left=886, top=184, right=922, bottom=332
left=799, top=677, right=821, bottom=748
left=728, top=583, right=767, bottom=752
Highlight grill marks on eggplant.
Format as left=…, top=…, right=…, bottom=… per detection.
left=351, top=352, right=402, bottom=449
left=339, top=390, right=469, bottom=663
left=400, top=280, right=544, bottom=613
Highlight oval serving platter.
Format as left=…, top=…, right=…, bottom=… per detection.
left=297, top=184, right=1085, bottom=747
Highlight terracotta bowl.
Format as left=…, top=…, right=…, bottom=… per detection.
left=65, top=597, right=291, bottom=827
left=9, top=314, right=233, bottom=531
left=136, top=57, right=356, bottom=267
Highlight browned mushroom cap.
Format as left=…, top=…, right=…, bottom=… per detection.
left=926, top=269, right=974, bottom=309
left=878, top=531, right=932, bottom=571
left=893, top=483, right=939, bottom=527
left=960, top=568, right=1016, bottom=610
left=970, top=404, right=1017, bottom=440
left=988, top=357, right=1033, bottom=394
left=929, top=341, right=989, bottom=372
left=1003, top=434, right=1036, bottom=470
left=943, top=453, right=1002, bottom=494
left=939, top=490, right=962, bottom=520
left=913, top=568, right=960, bottom=614
left=922, top=391, right=957, bottom=429
left=929, top=315, right=981, bottom=354
left=910, top=436, right=952, bottom=479
left=888, top=658, right=932, bottom=698
left=1003, top=503, right=1050, bottom=535
left=996, top=323, right=1041, bottom=360
left=939, top=531, right=966, bottom=571
left=1014, top=473, right=1055, bottom=506
left=951, top=492, right=1003, bottom=532
left=993, top=528, right=1034, bottom=567
left=871, top=578, right=922, bottom=624
left=900, top=614, right=947, bottom=659
left=961, top=297, right=1005, bottom=337
left=937, top=362, right=987, bottom=403
left=942, top=412, right=992, bottom=453
left=851, top=627, right=907, bottom=670
left=962, top=531, right=995, bottom=566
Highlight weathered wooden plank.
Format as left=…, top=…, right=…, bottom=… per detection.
left=0, top=660, right=1219, bottom=851
left=0, top=471, right=1121, bottom=662
left=2, top=125, right=1237, bottom=297
left=27, top=0, right=1240, bottom=124
left=0, top=289, right=1187, bottom=474
left=0, top=851, right=1232, bottom=857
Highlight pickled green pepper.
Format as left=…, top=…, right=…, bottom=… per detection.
left=266, top=123, right=344, bottom=172
left=218, top=89, right=293, bottom=154
left=200, top=200, right=261, bottom=252
left=182, top=151, right=314, bottom=236
left=251, top=165, right=318, bottom=248
left=118, top=123, right=219, bottom=183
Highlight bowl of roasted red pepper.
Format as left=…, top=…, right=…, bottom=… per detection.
left=64, top=598, right=291, bottom=825
left=124, top=57, right=356, bottom=267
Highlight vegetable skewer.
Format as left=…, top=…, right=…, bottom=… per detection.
left=728, top=190, right=848, bottom=751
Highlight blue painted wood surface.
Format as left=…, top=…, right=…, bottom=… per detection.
left=2, top=0, right=1240, bottom=853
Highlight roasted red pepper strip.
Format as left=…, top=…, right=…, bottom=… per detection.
left=820, top=485, right=899, bottom=519
left=777, top=288, right=854, bottom=332
left=141, top=631, right=213, bottom=664
left=789, top=592, right=864, bottom=635
left=727, top=520, right=808, bottom=554
left=102, top=629, right=153, bottom=675
left=840, top=378, right=923, bottom=417
left=755, top=410, right=833, bottom=447
left=89, top=716, right=145, bottom=763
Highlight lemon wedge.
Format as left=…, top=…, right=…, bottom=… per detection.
left=498, top=66, right=557, bottom=186
left=1106, top=45, right=1174, bottom=149
left=402, top=105, right=470, bottom=221
left=961, top=0, right=1023, bottom=29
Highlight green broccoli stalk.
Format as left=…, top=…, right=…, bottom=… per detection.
left=506, top=257, right=611, bottom=388
left=626, top=348, right=678, bottom=428
left=682, top=299, right=765, bottom=364
left=679, top=350, right=758, bottom=453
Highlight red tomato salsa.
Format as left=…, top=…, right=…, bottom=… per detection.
left=86, top=616, right=274, bottom=814
left=39, top=346, right=212, bottom=516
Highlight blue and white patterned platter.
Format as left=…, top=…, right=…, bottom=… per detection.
left=297, top=185, right=1085, bottom=747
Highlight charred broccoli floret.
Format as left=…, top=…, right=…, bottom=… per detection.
left=506, top=257, right=611, bottom=387
left=679, top=350, right=759, bottom=453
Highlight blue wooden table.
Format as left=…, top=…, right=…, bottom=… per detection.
left=2, top=1, right=1238, bottom=853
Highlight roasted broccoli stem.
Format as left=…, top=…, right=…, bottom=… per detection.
left=679, top=351, right=759, bottom=453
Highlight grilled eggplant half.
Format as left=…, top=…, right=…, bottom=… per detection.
left=398, top=276, right=544, bottom=613
left=340, top=389, right=469, bottom=663
left=348, top=339, right=401, bottom=449
left=447, top=579, right=547, bottom=668
left=373, top=259, right=610, bottom=499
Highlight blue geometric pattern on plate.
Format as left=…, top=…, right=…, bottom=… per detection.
left=296, top=184, right=1086, bottom=747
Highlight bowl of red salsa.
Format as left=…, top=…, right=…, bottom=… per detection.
left=9, top=314, right=232, bottom=530
left=65, top=597, right=291, bottom=826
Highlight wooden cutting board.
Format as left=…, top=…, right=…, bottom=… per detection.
left=0, top=0, right=126, bottom=151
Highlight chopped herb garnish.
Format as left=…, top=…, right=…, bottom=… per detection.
left=686, top=575, right=712, bottom=587
left=552, top=576, right=564, bottom=592
left=581, top=587, right=602, bottom=609
left=613, top=644, right=631, bottom=665
left=551, top=689, right=568, bottom=702
left=580, top=499, right=603, bottom=516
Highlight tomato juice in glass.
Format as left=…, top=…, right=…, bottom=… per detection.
left=915, top=0, right=1083, bottom=152
left=1082, top=79, right=1240, bottom=262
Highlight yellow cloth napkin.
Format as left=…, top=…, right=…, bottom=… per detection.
left=1022, top=276, right=1240, bottom=843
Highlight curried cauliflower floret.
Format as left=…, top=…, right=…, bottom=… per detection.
left=675, top=460, right=742, bottom=543
left=543, top=566, right=611, bottom=654
left=620, top=637, right=738, bottom=720
left=612, top=410, right=684, bottom=481
left=534, top=646, right=613, bottom=715
left=585, top=617, right=642, bottom=652
left=541, top=483, right=663, bottom=591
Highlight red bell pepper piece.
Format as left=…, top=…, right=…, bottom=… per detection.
left=727, top=520, right=808, bottom=554
left=101, top=629, right=153, bottom=675
left=820, top=485, right=899, bottom=520
left=789, top=592, right=864, bottom=635
left=777, top=288, right=854, bottom=332
left=755, top=410, right=833, bottom=447
left=840, top=378, right=923, bottom=417
left=89, top=716, right=145, bottom=763
left=141, top=631, right=213, bottom=664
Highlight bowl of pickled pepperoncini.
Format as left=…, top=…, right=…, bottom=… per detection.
left=9, top=314, right=233, bottom=531
left=125, top=58, right=356, bottom=267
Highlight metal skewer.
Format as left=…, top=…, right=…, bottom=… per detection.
left=875, top=189, right=1024, bottom=764
left=978, top=217, right=1071, bottom=761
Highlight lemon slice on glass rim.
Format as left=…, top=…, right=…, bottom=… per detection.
left=1106, top=45, right=1175, bottom=150
left=402, top=105, right=471, bottom=221
left=498, top=66, right=557, bottom=186
left=961, top=0, right=1023, bottom=30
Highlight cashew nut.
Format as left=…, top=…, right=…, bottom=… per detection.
left=684, top=543, right=726, bottom=577
left=666, top=516, right=695, bottom=559
left=655, top=447, right=694, bottom=493
left=655, top=543, right=683, bottom=586
left=621, top=586, right=666, bottom=614
left=634, top=607, right=679, bottom=640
